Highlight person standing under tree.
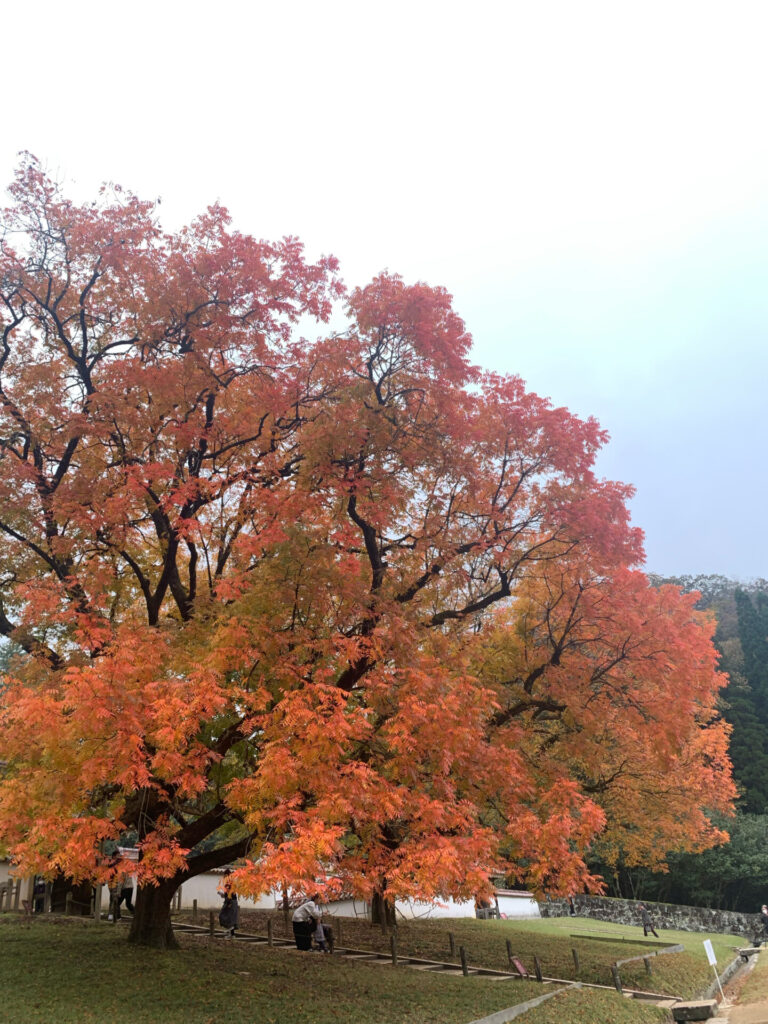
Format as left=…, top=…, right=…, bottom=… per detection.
left=115, top=877, right=134, bottom=918
left=218, top=870, right=239, bottom=938
left=638, top=904, right=659, bottom=938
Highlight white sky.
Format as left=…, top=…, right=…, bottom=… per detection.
left=2, top=0, right=767, bottom=578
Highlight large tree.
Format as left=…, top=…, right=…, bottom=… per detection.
left=0, top=157, right=735, bottom=946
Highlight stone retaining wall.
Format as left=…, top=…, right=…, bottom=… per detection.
left=540, top=894, right=759, bottom=937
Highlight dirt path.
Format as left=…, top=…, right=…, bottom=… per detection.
left=712, top=950, right=768, bottom=1023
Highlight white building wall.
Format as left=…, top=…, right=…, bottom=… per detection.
left=0, top=860, right=540, bottom=921
left=394, top=897, right=476, bottom=920
left=174, top=872, right=277, bottom=911
left=139, top=877, right=542, bottom=920
left=324, top=898, right=367, bottom=918
left=325, top=892, right=540, bottom=921
left=495, top=890, right=541, bottom=919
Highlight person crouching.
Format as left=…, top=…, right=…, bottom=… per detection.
left=292, top=895, right=323, bottom=950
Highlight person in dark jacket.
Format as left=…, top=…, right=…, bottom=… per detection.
left=113, top=878, right=135, bottom=920
left=218, top=870, right=239, bottom=938
left=638, top=904, right=659, bottom=938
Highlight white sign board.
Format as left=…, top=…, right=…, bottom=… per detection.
left=703, top=939, right=717, bottom=966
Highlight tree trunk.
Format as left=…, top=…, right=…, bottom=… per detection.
left=282, top=882, right=290, bottom=934
left=123, top=833, right=254, bottom=949
left=371, top=890, right=396, bottom=931
left=128, top=882, right=179, bottom=949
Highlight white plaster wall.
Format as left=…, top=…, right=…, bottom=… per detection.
left=0, top=860, right=539, bottom=922
left=280, top=891, right=539, bottom=921
left=175, top=872, right=277, bottom=911
left=324, top=898, right=367, bottom=918
left=496, top=891, right=541, bottom=919
left=394, top=897, right=476, bottom=920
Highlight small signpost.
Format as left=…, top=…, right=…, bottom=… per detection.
left=703, top=939, right=728, bottom=1007
left=510, top=956, right=528, bottom=978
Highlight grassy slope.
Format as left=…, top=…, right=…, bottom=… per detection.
left=232, top=908, right=740, bottom=997
left=0, top=912, right=741, bottom=1024
left=732, top=947, right=768, bottom=1004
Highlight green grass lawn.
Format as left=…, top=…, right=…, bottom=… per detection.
left=0, top=911, right=743, bottom=1024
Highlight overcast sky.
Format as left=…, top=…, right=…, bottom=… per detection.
left=2, top=0, right=766, bottom=579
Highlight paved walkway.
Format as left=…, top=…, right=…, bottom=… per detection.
left=727, top=1008, right=768, bottom=1024
left=719, top=990, right=768, bottom=1023
left=712, top=948, right=768, bottom=1024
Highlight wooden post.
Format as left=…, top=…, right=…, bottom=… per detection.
left=533, top=955, right=543, bottom=982
left=506, top=938, right=513, bottom=966
left=611, top=965, right=623, bottom=993
left=43, top=882, right=52, bottom=914
left=93, top=884, right=103, bottom=924
left=192, top=899, right=198, bottom=924
left=267, top=918, right=273, bottom=947
left=644, top=956, right=652, bottom=975
left=571, top=947, right=580, bottom=973
left=22, top=878, right=33, bottom=926
left=449, top=931, right=456, bottom=957
left=459, top=946, right=469, bottom=977
left=23, top=877, right=34, bottom=921
left=390, top=933, right=398, bottom=966
left=13, top=881, right=20, bottom=911
left=65, top=892, right=73, bottom=916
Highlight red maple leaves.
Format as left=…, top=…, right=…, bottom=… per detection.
left=0, top=156, right=735, bottom=943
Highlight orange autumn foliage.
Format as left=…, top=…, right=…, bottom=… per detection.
left=473, top=563, right=736, bottom=889
left=0, top=156, right=735, bottom=946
